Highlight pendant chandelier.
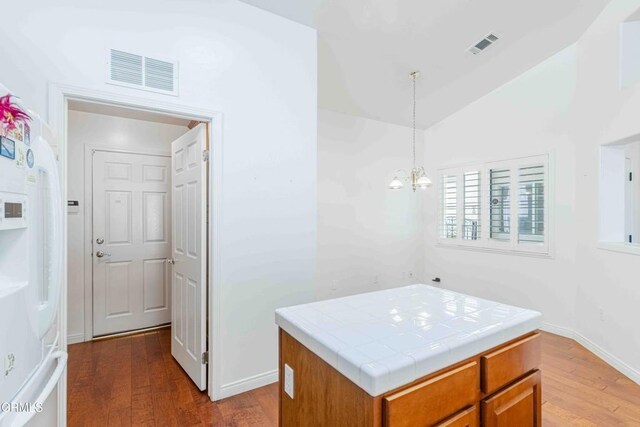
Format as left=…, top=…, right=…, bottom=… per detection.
left=388, top=71, right=432, bottom=191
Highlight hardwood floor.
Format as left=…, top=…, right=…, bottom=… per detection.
left=67, top=328, right=278, bottom=426
left=67, top=329, right=640, bottom=426
left=540, top=333, right=640, bottom=426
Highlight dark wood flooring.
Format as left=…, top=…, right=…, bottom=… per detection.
left=67, top=329, right=640, bottom=426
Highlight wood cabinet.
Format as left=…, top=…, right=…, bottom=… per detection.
left=481, top=370, right=542, bottom=427
left=279, top=330, right=541, bottom=427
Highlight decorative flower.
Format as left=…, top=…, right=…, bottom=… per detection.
left=0, top=94, right=31, bottom=132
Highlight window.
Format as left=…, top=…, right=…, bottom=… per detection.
left=599, top=139, right=640, bottom=255
left=438, top=154, right=550, bottom=255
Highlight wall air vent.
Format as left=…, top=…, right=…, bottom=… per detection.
left=107, top=49, right=178, bottom=96
left=468, top=33, right=500, bottom=55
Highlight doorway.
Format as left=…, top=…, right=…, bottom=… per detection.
left=64, top=99, right=210, bottom=393
left=50, top=86, right=224, bottom=421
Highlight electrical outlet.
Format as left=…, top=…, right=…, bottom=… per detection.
left=598, top=308, right=605, bottom=322
left=284, top=363, right=294, bottom=399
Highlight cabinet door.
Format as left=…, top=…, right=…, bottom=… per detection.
left=434, top=405, right=478, bottom=427
left=481, top=370, right=541, bottom=427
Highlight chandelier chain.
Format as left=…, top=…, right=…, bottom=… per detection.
left=412, top=72, right=416, bottom=171
left=388, top=70, right=431, bottom=191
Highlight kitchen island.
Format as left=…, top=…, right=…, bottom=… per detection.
left=276, top=284, right=542, bottom=426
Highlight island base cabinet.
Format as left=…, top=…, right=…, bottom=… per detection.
left=279, top=328, right=541, bottom=427
left=481, top=370, right=542, bottom=427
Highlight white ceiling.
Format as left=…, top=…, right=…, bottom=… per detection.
left=239, top=0, right=610, bottom=128
left=68, top=100, right=192, bottom=127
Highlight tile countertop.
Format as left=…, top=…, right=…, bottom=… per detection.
left=275, top=284, right=541, bottom=397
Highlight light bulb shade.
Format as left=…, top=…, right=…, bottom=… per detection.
left=416, top=173, right=432, bottom=189
left=388, top=176, right=404, bottom=190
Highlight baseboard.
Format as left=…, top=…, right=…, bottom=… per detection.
left=218, top=369, right=278, bottom=400
left=542, top=322, right=640, bottom=385
left=540, top=322, right=575, bottom=339
left=573, top=330, right=640, bottom=385
left=67, top=333, right=85, bottom=345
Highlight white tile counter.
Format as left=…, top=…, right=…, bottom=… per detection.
left=275, top=284, right=541, bottom=396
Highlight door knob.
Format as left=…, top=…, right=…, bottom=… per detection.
left=166, top=258, right=176, bottom=265
left=95, top=251, right=111, bottom=258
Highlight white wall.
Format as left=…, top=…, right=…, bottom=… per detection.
left=424, top=45, right=579, bottom=329
left=66, top=110, right=188, bottom=342
left=317, top=110, right=425, bottom=300
left=423, top=0, right=640, bottom=382
left=0, top=0, right=317, bottom=397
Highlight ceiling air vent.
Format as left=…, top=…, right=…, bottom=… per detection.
left=107, top=49, right=178, bottom=96
left=468, top=33, right=499, bottom=55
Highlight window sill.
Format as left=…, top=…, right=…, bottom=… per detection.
left=435, top=242, right=553, bottom=259
left=597, top=242, right=640, bottom=256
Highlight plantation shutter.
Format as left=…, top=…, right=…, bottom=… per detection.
left=463, top=171, right=481, bottom=240
left=517, top=164, right=545, bottom=243
left=489, top=168, right=511, bottom=241
left=440, top=175, right=457, bottom=239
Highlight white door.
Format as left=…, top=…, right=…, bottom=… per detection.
left=170, top=124, right=208, bottom=390
left=92, top=151, right=172, bottom=336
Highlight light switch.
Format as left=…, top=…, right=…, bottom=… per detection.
left=284, top=363, right=294, bottom=399
left=67, top=200, right=79, bottom=214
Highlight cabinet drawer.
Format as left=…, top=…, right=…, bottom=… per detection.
left=481, top=333, right=540, bottom=395
left=383, top=361, right=479, bottom=427
left=434, top=405, right=478, bottom=427
left=481, top=370, right=542, bottom=427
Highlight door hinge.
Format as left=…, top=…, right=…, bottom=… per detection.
left=202, top=150, right=210, bottom=162
left=202, top=351, right=209, bottom=364
left=630, top=172, right=633, bottom=182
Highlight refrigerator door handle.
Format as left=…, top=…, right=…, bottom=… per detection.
left=11, top=350, right=68, bottom=427
left=35, top=133, right=63, bottom=338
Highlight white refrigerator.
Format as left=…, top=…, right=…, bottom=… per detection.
left=0, top=84, right=66, bottom=427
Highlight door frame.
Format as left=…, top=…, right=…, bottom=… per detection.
left=86, top=147, right=171, bottom=339
left=49, top=83, right=225, bottom=418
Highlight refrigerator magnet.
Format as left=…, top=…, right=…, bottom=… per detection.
left=0, top=136, right=15, bottom=159
left=26, top=148, right=34, bottom=168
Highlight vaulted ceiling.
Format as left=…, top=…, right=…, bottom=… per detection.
left=239, top=0, right=610, bottom=128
